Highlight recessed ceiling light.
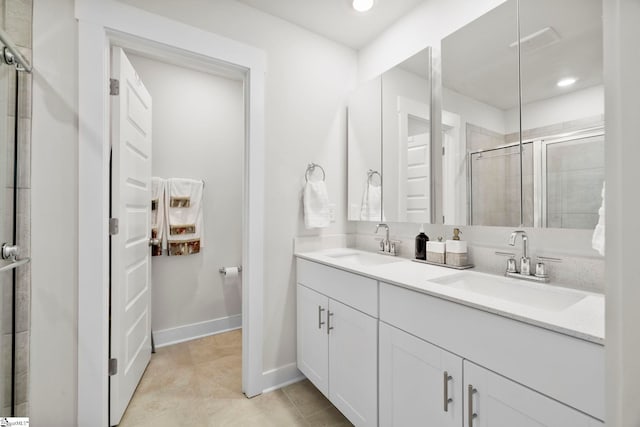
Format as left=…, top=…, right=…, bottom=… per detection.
left=557, top=77, right=577, bottom=87
left=353, top=0, right=374, bottom=12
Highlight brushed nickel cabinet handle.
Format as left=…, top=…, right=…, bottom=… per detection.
left=327, top=311, right=334, bottom=335
left=443, top=371, right=453, bottom=412
left=468, top=385, right=478, bottom=426
left=318, top=306, right=325, bottom=329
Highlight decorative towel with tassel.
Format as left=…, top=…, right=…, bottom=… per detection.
left=165, top=178, right=205, bottom=256
left=303, top=180, right=330, bottom=229
left=151, top=177, right=166, bottom=256
left=591, top=182, right=605, bottom=256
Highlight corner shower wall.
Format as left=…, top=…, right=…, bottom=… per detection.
left=0, top=0, right=32, bottom=417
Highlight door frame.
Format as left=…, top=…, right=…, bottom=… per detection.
left=76, top=1, right=267, bottom=425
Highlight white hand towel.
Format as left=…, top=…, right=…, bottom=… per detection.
left=591, top=182, right=605, bottom=256
left=165, top=178, right=205, bottom=255
left=304, top=180, right=330, bottom=229
left=360, top=183, right=382, bottom=221
left=151, top=177, right=166, bottom=256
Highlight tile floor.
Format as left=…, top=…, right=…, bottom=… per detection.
left=119, top=329, right=352, bottom=426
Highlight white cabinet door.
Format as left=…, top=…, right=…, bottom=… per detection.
left=297, top=284, right=329, bottom=396
left=464, top=361, right=603, bottom=427
left=379, top=322, right=463, bottom=427
left=329, top=299, right=378, bottom=427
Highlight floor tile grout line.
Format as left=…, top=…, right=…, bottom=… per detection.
left=281, top=384, right=310, bottom=424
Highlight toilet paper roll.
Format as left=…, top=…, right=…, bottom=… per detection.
left=223, top=267, right=240, bottom=286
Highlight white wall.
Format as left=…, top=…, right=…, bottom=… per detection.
left=31, top=0, right=78, bottom=424
left=127, top=54, right=244, bottom=336
left=443, top=87, right=508, bottom=135
left=115, top=0, right=358, bottom=375
left=505, top=85, right=604, bottom=134
left=604, top=0, right=640, bottom=425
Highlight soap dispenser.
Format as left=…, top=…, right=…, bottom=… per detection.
left=414, top=225, right=429, bottom=260
left=446, top=228, right=468, bottom=266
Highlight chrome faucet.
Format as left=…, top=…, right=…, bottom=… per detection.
left=508, top=230, right=530, bottom=276
left=501, top=230, right=558, bottom=283
left=375, top=223, right=397, bottom=256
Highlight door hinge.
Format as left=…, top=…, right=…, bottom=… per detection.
left=109, top=358, right=118, bottom=376
left=109, top=78, right=120, bottom=96
left=442, top=146, right=445, bottom=156
left=109, top=218, right=119, bottom=236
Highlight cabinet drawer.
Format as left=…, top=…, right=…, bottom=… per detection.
left=297, top=259, right=378, bottom=317
left=380, top=282, right=604, bottom=421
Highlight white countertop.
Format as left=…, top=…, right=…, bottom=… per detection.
left=295, top=248, right=604, bottom=345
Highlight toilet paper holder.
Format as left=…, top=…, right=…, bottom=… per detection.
left=219, top=266, right=242, bottom=275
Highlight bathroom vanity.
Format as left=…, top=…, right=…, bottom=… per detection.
left=295, top=249, right=604, bottom=427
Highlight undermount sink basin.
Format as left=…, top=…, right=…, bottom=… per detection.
left=324, top=250, right=403, bottom=267
left=430, top=272, right=587, bottom=312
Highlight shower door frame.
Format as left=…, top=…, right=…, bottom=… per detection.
left=467, top=126, right=605, bottom=227
left=76, top=1, right=267, bottom=425
left=534, top=127, right=605, bottom=228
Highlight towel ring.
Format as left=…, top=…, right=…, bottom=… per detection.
left=367, top=169, right=381, bottom=186
left=305, top=163, right=326, bottom=182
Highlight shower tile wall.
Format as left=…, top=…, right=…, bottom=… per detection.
left=467, top=124, right=523, bottom=227
left=1, top=0, right=32, bottom=417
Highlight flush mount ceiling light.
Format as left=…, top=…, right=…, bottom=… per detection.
left=557, top=77, right=577, bottom=87
left=353, top=0, right=374, bottom=12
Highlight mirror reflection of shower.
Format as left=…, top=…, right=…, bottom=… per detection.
left=469, top=128, right=604, bottom=228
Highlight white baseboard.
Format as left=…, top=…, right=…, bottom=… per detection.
left=262, top=362, right=305, bottom=393
left=153, top=314, right=242, bottom=348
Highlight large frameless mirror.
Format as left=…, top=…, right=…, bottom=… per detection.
left=441, top=0, right=520, bottom=227
left=441, top=0, right=603, bottom=229
left=519, top=0, right=604, bottom=229
left=347, top=76, right=382, bottom=222
left=381, top=48, right=434, bottom=224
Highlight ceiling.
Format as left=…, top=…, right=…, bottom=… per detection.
left=235, top=0, right=427, bottom=49
left=442, top=0, right=603, bottom=110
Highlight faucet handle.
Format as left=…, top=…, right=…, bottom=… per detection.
left=496, top=252, right=517, bottom=273
left=495, top=251, right=515, bottom=257
left=536, top=255, right=562, bottom=263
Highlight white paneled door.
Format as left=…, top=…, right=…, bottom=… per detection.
left=110, top=47, right=153, bottom=426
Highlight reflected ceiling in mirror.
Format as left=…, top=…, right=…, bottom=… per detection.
left=441, top=0, right=520, bottom=227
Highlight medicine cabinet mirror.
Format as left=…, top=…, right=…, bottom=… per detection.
left=442, top=0, right=603, bottom=229
left=347, top=76, right=382, bottom=222
left=347, top=0, right=603, bottom=230
left=381, top=48, right=434, bottom=224
left=347, top=48, right=435, bottom=223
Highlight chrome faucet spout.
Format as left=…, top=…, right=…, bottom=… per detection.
left=376, top=223, right=390, bottom=242
left=375, top=223, right=396, bottom=255
left=508, top=230, right=530, bottom=275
